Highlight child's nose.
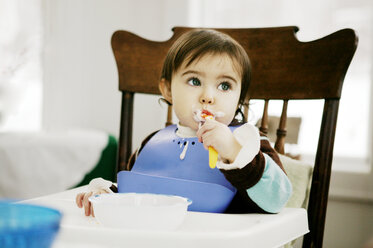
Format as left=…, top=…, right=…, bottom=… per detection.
left=201, top=98, right=213, bottom=104
left=200, top=92, right=214, bottom=104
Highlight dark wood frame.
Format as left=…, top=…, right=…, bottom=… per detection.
left=111, top=26, right=358, bottom=248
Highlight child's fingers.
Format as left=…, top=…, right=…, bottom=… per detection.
left=196, top=120, right=216, bottom=142
left=76, top=193, right=85, bottom=208
left=201, top=131, right=217, bottom=150
left=83, top=192, right=93, bottom=216
left=91, top=204, right=95, bottom=217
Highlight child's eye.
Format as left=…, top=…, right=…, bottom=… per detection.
left=187, top=77, right=201, bottom=86
left=218, top=82, right=231, bottom=91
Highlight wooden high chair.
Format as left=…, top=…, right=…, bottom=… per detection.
left=111, top=26, right=358, bottom=248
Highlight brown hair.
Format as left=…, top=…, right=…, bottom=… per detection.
left=160, top=29, right=251, bottom=105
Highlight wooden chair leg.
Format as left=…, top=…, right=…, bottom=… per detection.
left=302, top=100, right=339, bottom=248
left=117, top=91, right=134, bottom=177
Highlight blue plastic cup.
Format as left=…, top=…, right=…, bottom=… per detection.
left=0, top=201, right=62, bottom=248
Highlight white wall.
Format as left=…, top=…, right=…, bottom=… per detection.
left=42, top=1, right=373, bottom=247
left=324, top=199, right=373, bottom=248
left=0, top=0, right=43, bottom=131
left=42, top=0, right=189, bottom=149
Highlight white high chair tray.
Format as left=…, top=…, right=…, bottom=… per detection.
left=23, top=186, right=308, bottom=248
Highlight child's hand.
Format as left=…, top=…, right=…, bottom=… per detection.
left=76, top=191, right=95, bottom=217
left=196, top=119, right=242, bottom=163
left=76, top=178, right=114, bottom=217
left=75, top=189, right=108, bottom=217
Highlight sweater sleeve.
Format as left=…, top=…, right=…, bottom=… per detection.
left=219, top=124, right=292, bottom=213
left=246, top=153, right=292, bottom=213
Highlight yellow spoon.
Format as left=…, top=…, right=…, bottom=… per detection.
left=203, top=114, right=218, bottom=169
left=208, top=146, right=218, bottom=169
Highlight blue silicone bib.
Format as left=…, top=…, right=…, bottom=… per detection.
left=117, top=125, right=237, bottom=213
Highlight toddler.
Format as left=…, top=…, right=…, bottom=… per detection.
left=76, top=29, right=292, bottom=216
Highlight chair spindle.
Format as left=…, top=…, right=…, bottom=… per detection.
left=259, top=100, right=269, bottom=135
left=275, top=100, right=288, bottom=154
left=166, top=105, right=173, bottom=126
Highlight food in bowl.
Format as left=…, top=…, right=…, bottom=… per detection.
left=89, top=193, right=191, bottom=230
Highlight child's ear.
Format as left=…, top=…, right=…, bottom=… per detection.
left=159, top=78, right=172, bottom=104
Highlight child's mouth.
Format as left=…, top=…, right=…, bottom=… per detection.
left=201, top=109, right=213, bottom=116
left=193, top=109, right=225, bottom=124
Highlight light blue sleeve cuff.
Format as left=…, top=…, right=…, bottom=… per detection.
left=246, top=153, right=292, bottom=213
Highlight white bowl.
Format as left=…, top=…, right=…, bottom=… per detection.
left=89, top=193, right=192, bottom=230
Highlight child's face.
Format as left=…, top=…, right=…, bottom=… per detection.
left=163, top=53, right=242, bottom=131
